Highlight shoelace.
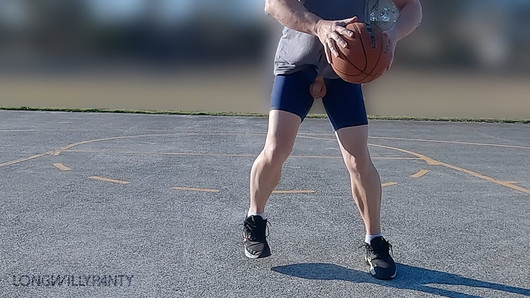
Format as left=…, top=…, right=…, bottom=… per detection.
left=242, top=219, right=270, bottom=241
left=360, top=240, right=393, bottom=257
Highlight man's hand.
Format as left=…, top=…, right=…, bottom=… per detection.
left=315, top=16, right=358, bottom=63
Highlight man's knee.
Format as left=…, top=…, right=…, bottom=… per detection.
left=261, top=142, right=292, bottom=165
left=343, top=152, right=373, bottom=176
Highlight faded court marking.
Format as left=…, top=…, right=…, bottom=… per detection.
left=411, top=169, right=429, bottom=178
left=63, top=149, right=420, bottom=161
left=371, top=144, right=530, bottom=195
left=272, top=190, right=316, bottom=194
left=0, top=134, right=172, bottom=168
left=298, top=135, right=530, bottom=195
left=172, top=187, right=220, bottom=193
left=89, top=176, right=130, bottom=185
left=3, top=132, right=528, bottom=195
left=53, top=163, right=71, bottom=171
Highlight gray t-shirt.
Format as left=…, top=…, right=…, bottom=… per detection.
left=273, top=0, right=367, bottom=78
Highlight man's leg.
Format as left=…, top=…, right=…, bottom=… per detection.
left=243, top=110, right=300, bottom=259
left=335, top=125, right=381, bottom=236
left=336, top=125, right=396, bottom=280
left=244, top=68, right=317, bottom=259
left=323, top=78, right=396, bottom=279
left=249, top=110, right=301, bottom=214
left=244, top=110, right=301, bottom=259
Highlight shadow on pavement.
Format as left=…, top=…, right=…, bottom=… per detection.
left=271, top=263, right=530, bottom=298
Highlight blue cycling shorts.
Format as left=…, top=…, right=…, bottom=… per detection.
left=270, top=67, right=368, bottom=131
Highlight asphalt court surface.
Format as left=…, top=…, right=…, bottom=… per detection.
left=0, top=110, right=529, bottom=297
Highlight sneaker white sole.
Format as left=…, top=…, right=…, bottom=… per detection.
left=244, top=249, right=260, bottom=259
left=366, top=257, right=397, bottom=279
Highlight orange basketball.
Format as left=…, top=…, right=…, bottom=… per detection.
left=331, top=22, right=392, bottom=84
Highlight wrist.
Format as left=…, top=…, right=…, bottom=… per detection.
left=312, top=18, right=325, bottom=37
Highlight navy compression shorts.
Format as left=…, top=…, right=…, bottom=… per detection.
left=270, top=67, right=368, bottom=131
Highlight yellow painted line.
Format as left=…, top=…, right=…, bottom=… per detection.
left=64, top=149, right=256, bottom=158
left=53, top=163, right=71, bottom=171
left=3, top=131, right=527, bottom=195
left=297, top=135, right=442, bottom=166
left=64, top=149, right=421, bottom=161
left=261, top=135, right=530, bottom=195
left=411, top=169, right=429, bottom=178
left=89, top=176, right=130, bottom=185
left=290, top=155, right=341, bottom=159
left=369, top=144, right=443, bottom=166
left=369, top=136, right=530, bottom=150
left=0, top=134, right=172, bottom=168
left=370, top=144, right=530, bottom=195
left=272, top=190, right=316, bottom=194
left=172, top=187, right=220, bottom=193
left=55, top=134, right=172, bottom=155
left=0, top=151, right=55, bottom=168
left=437, top=162, right=530, bottom=195
left=374, top=157, right=421, bottom=160
left=381, top=182, right=398, bottom=187
left=2, top=131, right=527, bottom=169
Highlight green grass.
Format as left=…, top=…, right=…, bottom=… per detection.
left=1, top=106, right=528, bottom=124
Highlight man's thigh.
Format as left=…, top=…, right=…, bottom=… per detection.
left=270, top=67, right=317, bottom=121
left=322, top=79, right=368, bottom=131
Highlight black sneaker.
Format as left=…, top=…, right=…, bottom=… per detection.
left=242, top=215, right=271, bottom=259
left=364, top=236, right=397, bottom=280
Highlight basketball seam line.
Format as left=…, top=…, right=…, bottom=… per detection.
left=334, top=24, right=383, bottom=82
left=366, top=32, right=384, bottom=77
left=355, top=25, right=371, bottom=82
left=333, top=67, right=371, bottom=80
left=336, top=23, right=367, bottom=75
left=358, top=23, right=368, bottom=73
left=338, top=30, right=364, bottom=75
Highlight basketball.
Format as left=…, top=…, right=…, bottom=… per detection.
left=331, top=22, right=392, bottom=84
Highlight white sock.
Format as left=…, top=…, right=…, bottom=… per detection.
left=247, top=210, right=267, bottom=220
left=365, top=233, right=383, bottom=244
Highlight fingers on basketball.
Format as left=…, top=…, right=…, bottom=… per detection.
left=330, top=22, right=392, bottom=84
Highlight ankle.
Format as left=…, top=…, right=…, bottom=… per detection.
left=247, top=209, right=267, bottom=220
left=365, top=233, right=383, bottom=244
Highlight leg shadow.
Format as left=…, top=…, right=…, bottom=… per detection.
left=271, top=263, right=530, bottom=298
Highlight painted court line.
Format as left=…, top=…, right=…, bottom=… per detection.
left=172, top=187, right=220, bottom=193
left=64, top=149, right=421, bottom=161
left=411, top=169, right=429, bottom=178
left=55, top=134, right=172, bottom=156
left=89, top=176, right=130, bottom=185
left=272, top=190, right=316, bottom=194
left=3, top=132, right=528, bottom=195
left=53, top=163, right=71, bottom=171
left=298, top=135, right=530, bottom=195
left=370, top=144, right=530, bottom=195
left=0, top=151, right=54, bottom=168
left=370, top=136, right=530, bottom=150
left=0, top=134, right=171, bottom=168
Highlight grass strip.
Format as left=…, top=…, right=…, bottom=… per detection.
left=1, top=106, right=528, bottom=124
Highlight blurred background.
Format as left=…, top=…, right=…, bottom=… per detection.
left=0, top=0, right=529, bottom=119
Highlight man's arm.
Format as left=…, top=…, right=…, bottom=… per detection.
left=264, top=0, right=358, bottom=62
left=264, top=0, right=322, bottom=35
left=388, top=0, right=423, bottom=41
left=384, top=0, right=423, bottom=68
